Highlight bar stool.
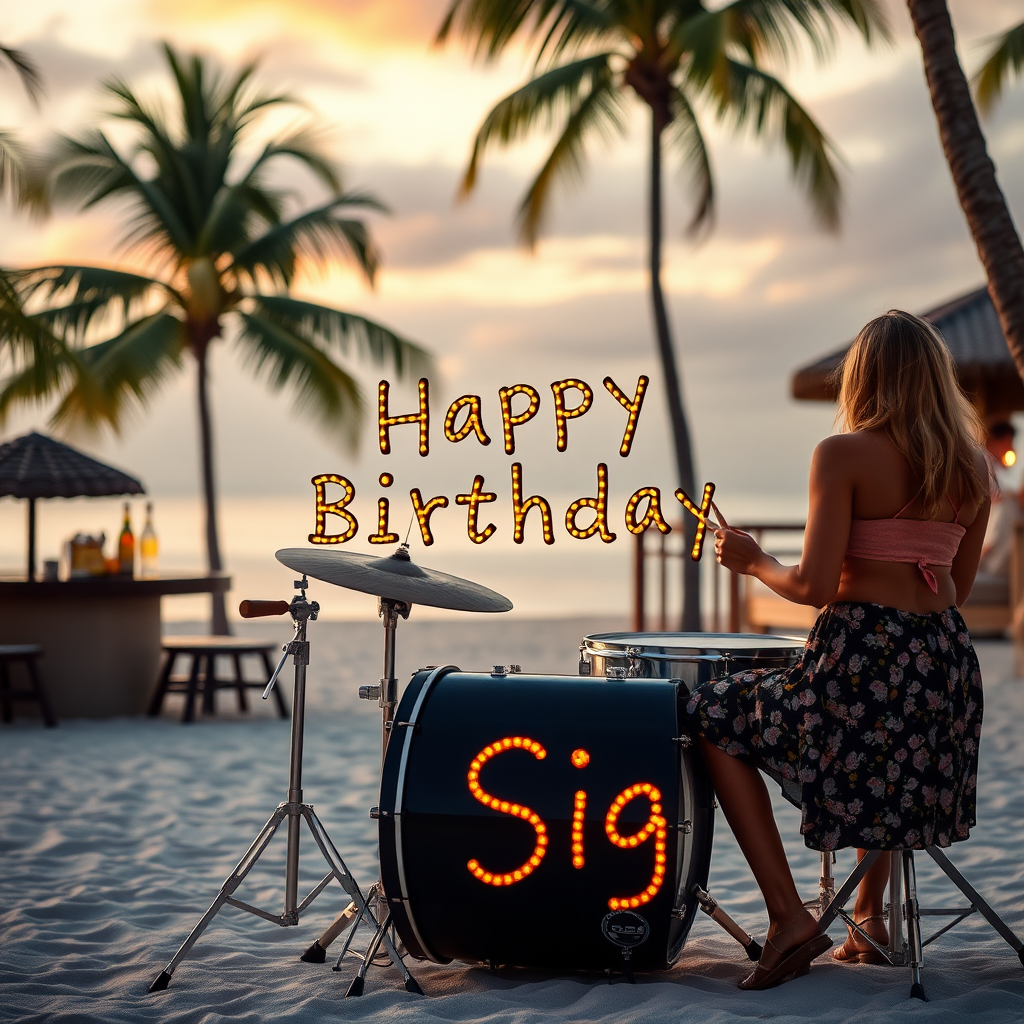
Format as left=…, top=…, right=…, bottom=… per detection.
left=811, top=846, right=1024, bottom=1000
left=0, top=644, right=57, bottom=726
left=148, top=637, right=287, bottom=723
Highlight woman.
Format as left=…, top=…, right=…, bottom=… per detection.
left=688, top=310, right=990, bottom=990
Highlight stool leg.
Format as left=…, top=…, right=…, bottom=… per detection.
left=0, top=659, right=12, bottom=724
left=202, top=654, right=217, bottom=716
left=148, top=652, right=176, bottom=717
left=183, top=655, right=202, bottom=724
left=26, top=656, right=56, bottom=727
left=233, top=652, right=248, bottom=713
left=262, top=649, right=288, bottom=718
left=903, top=850, right=927, bottom=1001
left=887, top=851, right=904, bottom=961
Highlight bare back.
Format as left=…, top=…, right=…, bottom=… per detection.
left=811, top=431, right=989, bottom=613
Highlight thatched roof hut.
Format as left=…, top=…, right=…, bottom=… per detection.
left=791, top=287, right=1024, bottom=417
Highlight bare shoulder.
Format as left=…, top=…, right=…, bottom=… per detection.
left=812, top=431, right=885, bottom=469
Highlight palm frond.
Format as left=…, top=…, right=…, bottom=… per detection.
left=669, top=88, right=715, bottom=237
left=513, top=57, right=623, bottom=244
left=234, top=308, right=366, bottom=448
left=974, top=19, right=1024, bottom=116
left=48, top=312, right=188, bottom=433
left=0, top=269, right=69, bottom=365
left=677, top=0, right=891, bottom=69
left=10, top=265, right=177, bottom=342
left=231, top=194, right=387, bottom=289
left=0, top=43, right=43, bottom=104
left=238, top=126, right=344, bottom=195
left=461, top=52, right=618, bottom=198
left=246, top=295, right=433, bottom=379
left=699, top=57, right=842, bottom=231
left=0, top=130, right=26, bottom=204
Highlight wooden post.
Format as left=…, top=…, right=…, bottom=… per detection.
left=26, top=497, right=37, bottom=583
left=658, top=532, right=667, bottom=632
left=633, top=531, right=645, bottom=632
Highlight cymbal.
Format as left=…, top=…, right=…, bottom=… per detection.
left=275, top=545, right=513, bottom=613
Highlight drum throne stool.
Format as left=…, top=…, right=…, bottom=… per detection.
left=809, top=846, right=1024, bottom=1000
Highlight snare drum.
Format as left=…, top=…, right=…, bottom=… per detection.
left=378, top=667, right=713, bottom=972
left=580, top=632, right=805, bottom=691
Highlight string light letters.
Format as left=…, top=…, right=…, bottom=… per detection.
left=444, top=394, right=492, bottom=446
left=625, top=487, right=672, bottom=536
left=603, top=375, right=649, bottom=456
left=378, top=378, right=429, bottom=456
left=309, top=474, right=358, bottom=544
left=675, top=482, right=716, bottom=561
left=605, top=784, right=668, bottom=910
left=409, top=489, right=449, bottom=546
left=511, top=463, right=554, bottom=545
left=565, top=463, right=616, bottom=542
left=551, top=379, right=594, bottom=453
left=466, top=736, right=549, bottom=886
left=499, top=384, right=541, bottom=455
left=455, top=474, right=498, bottom=544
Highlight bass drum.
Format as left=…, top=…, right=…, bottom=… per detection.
left=580, top=632, right=804, bottom=689
left=378, top=668, right=713, bottom=972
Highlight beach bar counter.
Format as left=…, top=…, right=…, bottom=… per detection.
left=0, top=575, right=230, bottom=718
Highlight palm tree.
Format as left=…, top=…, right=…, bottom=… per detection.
left=974, top=17, right=1024, bottom=115
left=0, top=44, right=431, bottom=633
left=906, top=1, right=1024, bottom=391
left=437, top=0, right=889, bottom=630
left=0, top=41, right=43, bottom=203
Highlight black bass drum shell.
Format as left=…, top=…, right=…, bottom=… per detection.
left=378, top=669, right=713, bottom=972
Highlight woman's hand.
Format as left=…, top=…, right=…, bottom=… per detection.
left=714, top=528, right=766, bottom=576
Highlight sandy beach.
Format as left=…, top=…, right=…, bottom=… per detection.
left=2, top=613, right=1024, bottom=1023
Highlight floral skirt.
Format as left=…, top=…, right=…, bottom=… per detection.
left=686, top=603, right=983, bottom=851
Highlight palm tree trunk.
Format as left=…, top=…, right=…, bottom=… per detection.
left=196, top=343, right=229, bottom=635
left=649, top=107, right=701, bottom=632
left=907, top=0, right=1024, bottom=376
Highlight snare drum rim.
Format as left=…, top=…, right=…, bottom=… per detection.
left=582, top=632, right=805, bottom=662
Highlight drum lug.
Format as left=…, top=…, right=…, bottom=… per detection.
left=369, top=806, right=393, bottom=820
left=670, top=820, right=692, bottom=834
left=578, top=645, right=592, bottom=676
left=389, top=721, right=420, bottom=734
left=670, top=904, right=689, bottom=920
left=673, top=734, right=692, bottom=748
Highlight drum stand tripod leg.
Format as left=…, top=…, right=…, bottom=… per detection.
left=902, top=851, right=927, bottom=1001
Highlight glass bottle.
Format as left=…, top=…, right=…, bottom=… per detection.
left=140, top=501, right=159, bottom=578
left=118, top=502, right=134, bottom=575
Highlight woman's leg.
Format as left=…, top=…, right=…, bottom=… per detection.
left=834, top=849, right=890, bottom=957
left=700, top=739, right=820, bottom=956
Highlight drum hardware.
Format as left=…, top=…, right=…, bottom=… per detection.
left=814, top=847, right=1024, bottom=1000
left=489, top=664, right=521, bottom=677
left=691, top=884, right=763, bottom=963
left=271, top=545, right=512, bottom=992
left=147, top=578, right=419, bottom=996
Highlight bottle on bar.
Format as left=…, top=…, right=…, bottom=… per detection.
left=140, top=501, right=158, bottom=578
left=118, top=502, right=134, bottom=575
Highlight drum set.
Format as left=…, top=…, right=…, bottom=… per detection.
left=141, top=543, right=806, bottom=995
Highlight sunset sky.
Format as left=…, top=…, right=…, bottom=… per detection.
left=1, top=0, right=1023, bottom=617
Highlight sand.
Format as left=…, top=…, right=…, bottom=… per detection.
left=2, top=615, right=1023, bottom=1022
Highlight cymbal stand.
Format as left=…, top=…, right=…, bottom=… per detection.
left=148, top=578, right=418, bottom=996
left=302, top=594, right=420, bottom=997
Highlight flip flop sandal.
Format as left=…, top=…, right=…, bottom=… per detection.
left=739, top=932, right=834, bottom=990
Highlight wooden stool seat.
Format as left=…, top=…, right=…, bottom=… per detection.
left=0, top=644, right=57, bottom=726
left=148, top=636, right=287, bottom=723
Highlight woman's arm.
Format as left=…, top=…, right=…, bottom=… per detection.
left=951, top=454, right=992, bottom=605
left=714, top=436, right=852, bottom=607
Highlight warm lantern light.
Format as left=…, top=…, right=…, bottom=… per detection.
left=1004, top=450, right=1017, bottom=467
left=467, top=736, right=549, bottom=887
left=605, top=783, right=668, bottom=909
left=675, top=482, right=716, bottom=561
left=499, top=384, right=542, bottom=455
left=570, top=748, right=590, bottom=768
left=378, top=378, right=430, bottom=455
left=603, top=375, right=649, bottom=456
left=444, top=394, right=492, bottom=446
left=309, top=474, right=358, bottom=544
left=551, top=379, right=594, bottom=452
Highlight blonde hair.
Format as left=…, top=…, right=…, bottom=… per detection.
left=836, top=309, right=988, bottom=518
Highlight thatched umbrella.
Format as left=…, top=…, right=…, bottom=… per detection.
left=791, top=287, right=1024, bottom=416
left=0, top=431, right=145, bottom=580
